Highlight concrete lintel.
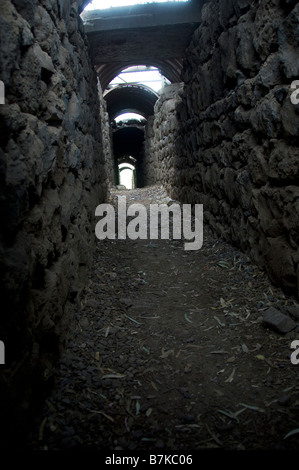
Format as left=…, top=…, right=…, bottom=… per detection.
left=82, top=2, right=202, bottom=33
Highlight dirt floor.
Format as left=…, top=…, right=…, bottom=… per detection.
left=28, top=186, right=299, bottom=452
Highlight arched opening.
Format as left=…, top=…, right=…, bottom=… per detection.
left=80, top=1, right=200, bottom=192
left=104, top=83, right=158, bottom=120
left=113, top=126, right=145, bottom=187
left=95, top=60, right=182, bottom=92
left=104, top=71, right=161, bottom=189
left=115, top=113, right=145, bottom=124
left=118, top=162, right=136, bottom=189
left=107, top=65, right=170, bottom=94
left=80, top=1, right=199, bottom=190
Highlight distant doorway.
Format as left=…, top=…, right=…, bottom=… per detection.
left=119, top=162, right=136, bottom=189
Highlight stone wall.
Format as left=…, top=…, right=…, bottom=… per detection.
left=0, top=0, right=108, bottom=445
left=148, top=83, right=184, bottom=193
left=152, top=0, right=299, bottom=297
left=98, top=83, right=114, bottom=187
left=143, top=115, right=157, bottom=186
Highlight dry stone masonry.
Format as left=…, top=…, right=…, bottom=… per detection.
left=149, top=0, right=299, bottom=298
left=0, top=0, right=110, bottom=443
left=146, top=83, right=185, bottom=194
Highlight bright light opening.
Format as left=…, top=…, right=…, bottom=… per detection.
left=119, top=162, right=135, bottom=189
left=84, top=1, right=189, bottom=11
left=109, top=66, right=170, bottom=93
left=115, top=113, right=145, bottom=123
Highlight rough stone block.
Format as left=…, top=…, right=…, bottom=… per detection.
left=32, top=43, right=55, bottom=74
left=263, top=307, right=296, bottom=334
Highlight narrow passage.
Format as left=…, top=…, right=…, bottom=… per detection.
left=30, top=186, right=299, bottom=451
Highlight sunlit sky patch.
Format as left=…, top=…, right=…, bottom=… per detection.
left=109, top=66, right=170, bottom=93
left=84, top=0, right=188, bottom=11
left=115, top=113, right=144, bottom=122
